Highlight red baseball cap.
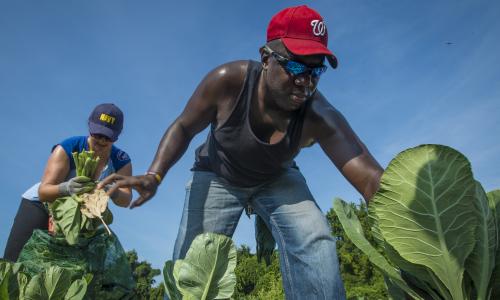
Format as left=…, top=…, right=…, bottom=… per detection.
left=267, top=5, right=338, bottom=68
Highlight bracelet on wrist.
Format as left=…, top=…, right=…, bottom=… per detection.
left=146, top=171, right=162, bottom=184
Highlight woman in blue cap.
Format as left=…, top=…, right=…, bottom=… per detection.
left=3, top=103, right=132, bottom=262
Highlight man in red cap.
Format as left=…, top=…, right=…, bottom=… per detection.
left=101, top=5, right=382, bottom=298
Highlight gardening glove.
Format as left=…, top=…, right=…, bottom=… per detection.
left=58, top=176, right=95, bottom=196
left=255, top=215, right=276, bottom=266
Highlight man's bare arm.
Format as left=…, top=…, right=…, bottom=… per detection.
left=99, top=61, right=248, bottom=207
left=306, top=94, right=383, bottom=203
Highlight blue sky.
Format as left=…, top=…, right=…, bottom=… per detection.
left=1, top=0, right=499, bottom=274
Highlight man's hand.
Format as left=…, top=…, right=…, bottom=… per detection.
left=97, top=174, right=159, bottom=209
left=58, top=176, right=95, bottom=196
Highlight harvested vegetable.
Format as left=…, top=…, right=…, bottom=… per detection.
left=49, top=150, right=113, bottom=245
left=72, top=150, right=100, bottom=178
left=80, top=189, right=112, bottom=235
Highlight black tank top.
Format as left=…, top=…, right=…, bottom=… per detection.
left=192, top=60, right=308, bottom=187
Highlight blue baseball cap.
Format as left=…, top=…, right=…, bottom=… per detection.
left=88, top=103, right=123, bottom=142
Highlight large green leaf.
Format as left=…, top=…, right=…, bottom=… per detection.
left=333, top=198, right=424, bottom=300
left=173, top=233, right=237, bottom=299
left=163, top=260, right=182, bottom=300
left=372, top=144, right=477, bottom=300
left=464, top=182, right=497, bottom=300
left=24, top=273, right=48, bottom=300
left=0, top=260, right=27, bottom=299
left=488, top=189, right=500, bottom=298
left=370, top=203, right=450, bottom=299
left=24, top=266, right=87, bottom=300
left=51, top=197, right=82, bottom=245
left=44, top=266, right=73, bottom=299
left=64, top=278, right=87, bottom=300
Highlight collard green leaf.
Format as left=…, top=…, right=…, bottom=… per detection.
left=163, top=260, right=182, bottom=300
left=370, top=206, right=449, bottom=299
left=0, top=265, right=10, bottom=300
left=0, top=260, right=27, bottom=299
left=384, top=276, right=406, bottom=300
left=64, top=278, right=87, bottom=300
left=488, top=189, right=500, bottom=298
left=50, top=197, right=82, bottom=245
left=173, top=233, right=237, bottom=300
left=255, top=215, right=275, bottom=266
left=24, top=266, right=87, bottom=300
left=24, top=273, right=48, bottom=300
left=465, top=182, right=496, bottom=300
left=372, top=144, right=477, bottom=300
left=44, top=266, right=73, bottom=299
left=17, top=272, right=29, bottom=299
left=333, top=198, right=424, bottom=300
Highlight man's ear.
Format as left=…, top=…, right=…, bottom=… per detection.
left=259, top=46, right=270, bottom=70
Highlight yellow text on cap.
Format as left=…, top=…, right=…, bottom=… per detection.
left=99, top=113, right=115, bottom=124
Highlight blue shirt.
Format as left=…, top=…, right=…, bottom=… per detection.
left=22, top=136, right=131, bottom=201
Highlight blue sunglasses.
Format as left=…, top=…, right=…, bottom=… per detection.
left=264, top=46, right=327, bottom=78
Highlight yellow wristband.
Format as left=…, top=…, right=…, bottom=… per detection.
left=146, top=171, right=162, bottom=184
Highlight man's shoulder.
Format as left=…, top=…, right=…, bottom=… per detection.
left=306, top=92, right=339, bottom=122
left=302, top=92, right=347, bottom=141
left=205, top=60, right=250, bottom=88
left=199, top=60, right=254, bottom=104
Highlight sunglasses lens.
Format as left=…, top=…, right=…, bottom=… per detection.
left=286, top=61, right=307, bottom=75
left=312, top=66, right=328, bottom=77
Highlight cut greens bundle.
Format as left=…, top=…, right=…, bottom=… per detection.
left=333, top=144, right=500, bottom=299
left=49, top=150, right=113, bottom=245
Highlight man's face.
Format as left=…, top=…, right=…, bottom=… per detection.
left=262, top=45, right=325, bottom=112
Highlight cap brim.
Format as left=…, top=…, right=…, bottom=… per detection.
left=88, top=122, right=119, bottom=142
left=282, top=38, right=338, bottom=69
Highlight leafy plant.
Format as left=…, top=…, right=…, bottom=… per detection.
left=126, top=250, right=164, bottom=300
left=163, top=233, right=237, bottom=300
left=0, top=260, right=90, bottom=300
left=333, top=144, right=499, bottom=299
left=50, top=150, right=113, bottom=245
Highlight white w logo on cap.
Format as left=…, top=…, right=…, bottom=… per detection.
left=310, top=20, right=326, bottom=36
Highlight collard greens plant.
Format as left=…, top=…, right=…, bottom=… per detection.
left=333, top=144, right=499, bottom=300
left=163, top=233, right=237, bottom=300
left=0, top=260, right=90, bottom=300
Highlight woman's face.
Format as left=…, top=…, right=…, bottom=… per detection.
left=88, top=133, right=114, bottom=153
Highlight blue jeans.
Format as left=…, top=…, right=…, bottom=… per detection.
left=173, top=169, right=346, bottom=299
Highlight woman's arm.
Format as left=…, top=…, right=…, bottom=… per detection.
left=38, top=145, right=71, bottom=202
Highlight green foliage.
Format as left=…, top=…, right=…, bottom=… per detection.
left=126, top=250, right=164, bottom=300
left=254, top=215, right=275, bottom=266
left=233, top=202, right=389, bottom=299
left=334, top=144, right=500, bottom=300
left=18, top=229, right=135, bottom=299
left=0, top=261, right=89, bottom=300
left=164, top=233, right=237, bottom=300
left=233, top=247, right=284, bottom=299
left=327, top=201, right=389, bottom=300
left=487, top=190, right=500, bottom=298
